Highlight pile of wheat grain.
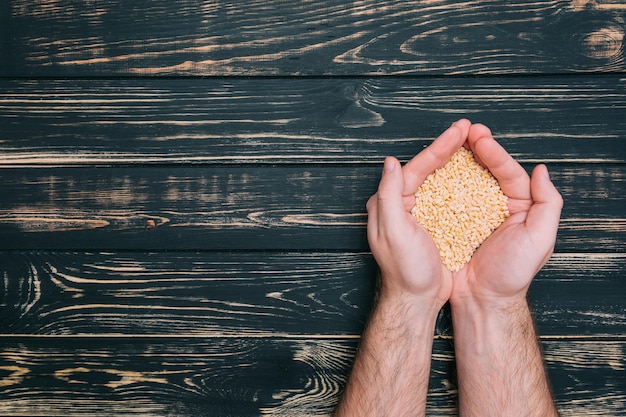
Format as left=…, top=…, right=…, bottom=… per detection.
left=411, top=147, right=509, bottom=272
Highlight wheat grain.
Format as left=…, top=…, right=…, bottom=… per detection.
left=411, top=147, right=509, bottom=271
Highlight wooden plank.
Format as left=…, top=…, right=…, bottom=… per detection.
left=0, top=251, right=624, bottom=337
left=0, top=251, right=377, bottom=337
left=1, top=0, right=625, bottom=76
left=0, top=337, right=623, bottom=416
left=0, top=165, right=623, bottom=251
left=1, top=77, right=625, bottom=166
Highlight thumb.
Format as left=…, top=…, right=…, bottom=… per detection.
left=526, top=164, right=563, bottom=251
left=376, top=157, right=407, bottom=236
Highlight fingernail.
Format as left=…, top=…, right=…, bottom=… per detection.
left=383, top=157, right=395, bottom=173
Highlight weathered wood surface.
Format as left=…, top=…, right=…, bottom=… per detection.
left=0, top=251, right=624, bottom=337
left=1, top=77, right=625, bottom=166
left=0, top=165, right=623, bottom=251
left=0, top=338, right=623, bottom=417
left=1, top=0, right=625, bottom=415
left=1, top=0, right=625, bottom=76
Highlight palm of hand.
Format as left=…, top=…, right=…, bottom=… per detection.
left=454, top=203, right=536, bottom=302
left=401, top=195, right=453, bottom=305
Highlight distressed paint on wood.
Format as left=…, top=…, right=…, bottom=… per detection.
left=0, top=251, right=624, bottom=337
left=0, top=337, right=623, bottom=416
left=1, top=77, right=625, bottom=166
left=0, top=165, right=623, bottom=251
left=1, top=0, right=625, bottom=415
left=1, top=0, right=625, bottom=76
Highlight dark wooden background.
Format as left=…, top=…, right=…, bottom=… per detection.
left=1, top=1, right=625, bottom=415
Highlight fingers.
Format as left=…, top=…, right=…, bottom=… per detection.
left=402, top=119, right=471, bottom=195
left=526, top=164, right=563, bottom=252
left=467, top=123, right=531, bottom=201
left=366, top=157, right=406, bottom=241
left=371, top=157, right=408, bottom=239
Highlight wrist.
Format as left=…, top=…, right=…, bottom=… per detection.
left=377, top=267, right=450, bottom=315
left=376, top=288, right=443, bottom=327
left=450, top=293, right=532, bottom=348
left=449, top=270, right=530, bottom=315
left=450, top=291, right=528, bottom=315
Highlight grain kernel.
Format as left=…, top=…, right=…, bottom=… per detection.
left=411, top=147, right=509, bottom=271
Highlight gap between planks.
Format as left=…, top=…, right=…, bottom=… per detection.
left=0, top=334, right=624, bottom=341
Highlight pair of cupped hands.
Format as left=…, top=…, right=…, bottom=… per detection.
left=366, top=119, right=564, bottom=312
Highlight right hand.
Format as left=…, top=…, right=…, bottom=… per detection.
left=449, top=123, right=564, bottom=308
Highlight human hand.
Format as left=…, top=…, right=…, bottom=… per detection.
left=366, top=119, right=473, bottom=310
left=449, top=123, right=564, bottom=308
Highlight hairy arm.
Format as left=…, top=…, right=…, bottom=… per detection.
left=334, top=294, right=440, bottom=417
left=451, top=297, right=558, bottom=416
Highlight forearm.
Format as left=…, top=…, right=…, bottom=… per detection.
left=451, top=296, right=558, bottom=417
left=334, top=293, right=440, bottom=417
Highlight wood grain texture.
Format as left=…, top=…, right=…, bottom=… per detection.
left=0, top=251, right=624, bottom=337
left=1, top=77, right=626, bottom=166
left=0, top=165, right=623, bottom=251
left=2, top=0, right=625, bottom=414
left=0, top=251, right=377, bottom=337
left=1, top=0, right=625, bottom=76
left=0, top=337, right=623, bottom=416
